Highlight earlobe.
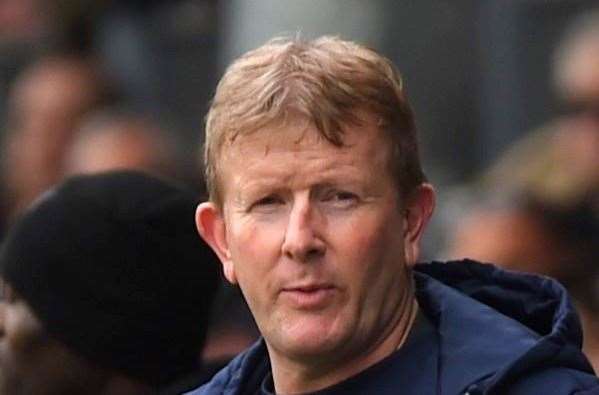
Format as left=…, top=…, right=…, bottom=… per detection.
left=195, top=202, right=237, bottom=284
left=403, top=184, right=436, bottom=266
left=222, top=262, right=237, bottom=285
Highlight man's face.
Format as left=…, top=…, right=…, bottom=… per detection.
left=0, top=281, right=104, bottom=394
left=198, top=115, right=433, bottom=368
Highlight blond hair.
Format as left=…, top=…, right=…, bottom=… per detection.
left=204, top=35, right=425, bottom=207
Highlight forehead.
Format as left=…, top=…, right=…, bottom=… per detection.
left=217, top=115, right=393, bottom=197
left=224, top=112, right=388, bottom=156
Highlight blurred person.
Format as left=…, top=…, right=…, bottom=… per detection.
left=446, top=8, right=599, bottom=372
left=448, top=202, right=569, bottom=278
left=0, top=171, right=221, bottom=394
left=188, top=35, right=599, bottom=394
left=56, top=108, right=264, bottom=383
left=63, top=109, right=180, bottom=179
left=62, top=107, right=261, bottom=378
left=0, top=0, right=50, bottom=44
left=200, top=284, right=259, bottom=380
left=449, top=197, right=599, bottom=370
left=477, top=7, right=599, bottom=210
left=554, top=8, right=599, bottom=123
left=550, top=7, right=599, bottom=209
left=1, top=54, right=114, bottom=221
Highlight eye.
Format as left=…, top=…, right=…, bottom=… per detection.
left=334, top=191, right=357, bottom=201
left=256, top=195, right=282, bottom=206
left=322, top=190, right=359, bottom=208
left=250, top=194, right=284, bottom=212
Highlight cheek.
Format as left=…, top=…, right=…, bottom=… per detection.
left=229, top=219, right=279, bottom=260
left=331, top=211, right=406, bottom=292
left=227, top=217, right=286, bottom=287
left=334, top=209, right=404, bottom=262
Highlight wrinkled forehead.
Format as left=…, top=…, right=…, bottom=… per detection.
left=220, top=111, right=387, bottom=158
left=215, top=113, right=394, bottom=189
left=222, top=119, right=321, bottom=160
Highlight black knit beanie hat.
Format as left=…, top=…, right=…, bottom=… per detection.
left=0, top=171, right=220, bottom=388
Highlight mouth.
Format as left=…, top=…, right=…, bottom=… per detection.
left=280, top=284, right=336, bottom=309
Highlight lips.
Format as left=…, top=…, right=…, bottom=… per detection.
left=280, top=284, right=336, bottom=309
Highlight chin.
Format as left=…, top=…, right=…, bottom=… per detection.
left=283, top=342, right=340, bottom=362
left=279, top=325, right=348, bottom=358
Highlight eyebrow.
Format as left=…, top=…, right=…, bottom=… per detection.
left=235, top=176, right=376, bottom=203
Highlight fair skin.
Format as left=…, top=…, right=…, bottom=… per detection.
left=197, top=114, right=435, bottom=394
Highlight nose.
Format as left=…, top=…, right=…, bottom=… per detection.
left=281, top=197, right=325, bottom=262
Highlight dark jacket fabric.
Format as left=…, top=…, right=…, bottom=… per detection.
left=188, top=260, right=599, bottom=394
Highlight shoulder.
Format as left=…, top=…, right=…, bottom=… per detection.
left=511, top=368, right=599, bottom=394
left=184, top=339, right=269, bottom=395
left=471, top=367, right=599, bottom=395
left=184, top=354, right=246, bottom=395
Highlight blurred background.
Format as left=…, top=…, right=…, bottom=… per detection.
left=0, top=0, right=597, bottom=373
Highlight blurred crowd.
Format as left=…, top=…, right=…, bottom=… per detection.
left=442, top=9, right=599, bottom=370
left=0, top=1, right=257, bottom=392
left=0, top=0, right=597, bottom=391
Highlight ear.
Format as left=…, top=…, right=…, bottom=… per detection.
left=403, top=183, right=435, bottom=267
left=196, top=202, right=237, bottom=284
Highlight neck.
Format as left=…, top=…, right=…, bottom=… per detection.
left=270, top=289, right=419, bottom=394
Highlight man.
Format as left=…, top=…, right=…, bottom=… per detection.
left=0, top=171, right=220, bottom=394
left=191, top=36, right=599, bottom=394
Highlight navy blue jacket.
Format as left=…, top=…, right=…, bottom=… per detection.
left=188, top=260, right=599, bottom=394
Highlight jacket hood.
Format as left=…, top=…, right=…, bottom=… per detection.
left=416, top=259, right=582, bottom=347
left=414, top=260, right=594, bottom=394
